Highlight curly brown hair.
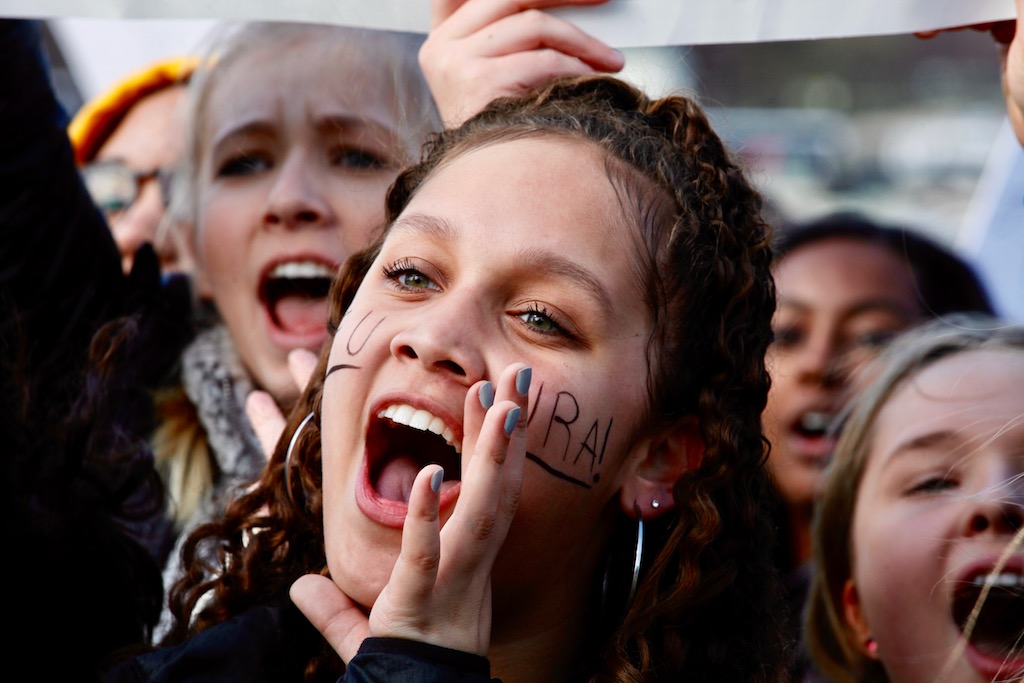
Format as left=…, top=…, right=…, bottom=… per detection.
left=164, top=74, right=787, bottom=683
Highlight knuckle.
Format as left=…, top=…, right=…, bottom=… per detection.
left=467, top=511, right=498, bottom=542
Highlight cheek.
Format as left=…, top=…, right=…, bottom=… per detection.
left=329, top=177, right=395, bottom=250
left=852, top=516, right=939, bottom=627
left=197, top=189, right=253, bottom=274
left=523, top=377, right=639, bottom=491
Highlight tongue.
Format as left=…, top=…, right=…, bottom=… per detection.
left=375, top=455, right=421, bottom=502
left=272, top=295, right=328, bottom=335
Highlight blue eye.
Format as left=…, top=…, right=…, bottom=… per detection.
left=331, top=147, right=390, bottom=170
left=218, top=154, right=271, bottom=177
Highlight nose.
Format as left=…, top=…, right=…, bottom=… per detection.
left=794, top=333, right=845, bottom=388
left=388, top=295, right=487, bottom=385
left=263, top=151, right=334, bottom=230
left=964, top=473, right=1024, bottom=537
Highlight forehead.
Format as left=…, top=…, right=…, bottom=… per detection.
left=202, top=35, right=408, bottom=139
left=872, top=348, right=1024, bottom=455
left=406, top=136, right=637, bottom=263
left=775, top=237, right=920, bottom=315
left=96, top=85, right=186, bottom=167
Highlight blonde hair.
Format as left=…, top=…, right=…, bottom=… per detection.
left=806, top=314, right=1024, bottom=683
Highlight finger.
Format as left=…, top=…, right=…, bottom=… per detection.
left=245, top=390, right=286, bottom=459
left=290, top=574, right=370, bottom=663
left=431, top=0, right=471, bottom=28
left=438, top=0, right=610, bottom=39
left=386, top=465, right=445, bottom=605
left=459, top=9, right=623, bottom=70
left=443, top=365, right=530, bottom=573
left=288, top=348, right=318, bottom=393
left=458, top=379, right=494, bottom=473
left=474, top=49, right=619, bottom=95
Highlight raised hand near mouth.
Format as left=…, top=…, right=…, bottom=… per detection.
left=290, top=362, right=532, bottom=661
left=420, top=0, right=625, bottom=127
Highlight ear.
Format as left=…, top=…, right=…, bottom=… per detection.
left=619, top=416, right=703, bottom=520
left=841, top=579, right=879, bottom=660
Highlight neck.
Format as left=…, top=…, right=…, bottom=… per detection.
left=787, top=501, right=814, bottom=567
left=488, top=593, right=597, bottom=683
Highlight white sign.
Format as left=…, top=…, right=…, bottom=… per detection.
left=2, top=0, right=1016, bottom=47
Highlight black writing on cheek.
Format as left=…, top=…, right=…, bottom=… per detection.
left=542, top=390, right=579, bottom=462
left=573, top=418, right=613, bottom=482
left=526, top=381, right=544, bottom=426
left=346, top=311, right=385, bottom=357
left=525, top=453, right=591, bottom=489
left=325, top=364, right=359, bottom=381
left=527, top=384, right=614, bottom=487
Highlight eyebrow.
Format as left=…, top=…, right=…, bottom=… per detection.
left=210, top=113, right=395, bottom=156
left=390, top=214, right=614, bottom=311
left=777, top=296, right=918, bottom=319
left=878, top=430, right=959, bottom=471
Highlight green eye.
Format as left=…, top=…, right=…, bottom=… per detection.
left=397, top=271, right=433, bottom=289
left=520, top=310, right=558, bottom=332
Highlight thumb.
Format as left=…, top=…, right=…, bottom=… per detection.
left=290, top=574, right=371, bottom=663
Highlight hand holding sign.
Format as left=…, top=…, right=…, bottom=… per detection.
left=420, top=0, right=624, bottom=127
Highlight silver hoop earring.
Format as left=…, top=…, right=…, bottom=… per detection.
left=629, top=502, right=644, bottom=604
left=285, top=412, right=315, bottom=506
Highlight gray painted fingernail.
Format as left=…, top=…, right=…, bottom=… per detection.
left=516, top=367, right=532, bottom=396
left=504, top=406, right=521, bottom=436
left=479, top=381, right=494, bottom=409
left=430, top=468, right=444, bottom=494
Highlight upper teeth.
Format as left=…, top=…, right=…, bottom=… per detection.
left=270, top=261, right=335, bottom=279
left=801, top=412, right=833, bottom=432
left=971, top=572, right=1024, bottom=588
left=378, top=404, right=461, bottom=454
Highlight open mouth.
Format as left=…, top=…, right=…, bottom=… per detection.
left=260, top=260, right=336, bottom=335
left=367, top=404, right=462, bottom=503
left=952, top=570, right=1024, bottom=666
left=794, top=410, right=833, bottom=440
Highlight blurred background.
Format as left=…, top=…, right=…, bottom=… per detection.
left=41, top=18, right=1024, bottom=321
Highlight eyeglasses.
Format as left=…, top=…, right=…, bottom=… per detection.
left=80, top=160, right=175, bottom=214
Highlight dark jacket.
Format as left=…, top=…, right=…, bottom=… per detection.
left=103, top=594, right=496, bottom=683
left=0, top=18, right=189, bottom=680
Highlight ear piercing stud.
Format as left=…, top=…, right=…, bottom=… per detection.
left=651, top=499, right=660, bottom=509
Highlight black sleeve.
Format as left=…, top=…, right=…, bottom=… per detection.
left=340, top=638, right=499, bottom=683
